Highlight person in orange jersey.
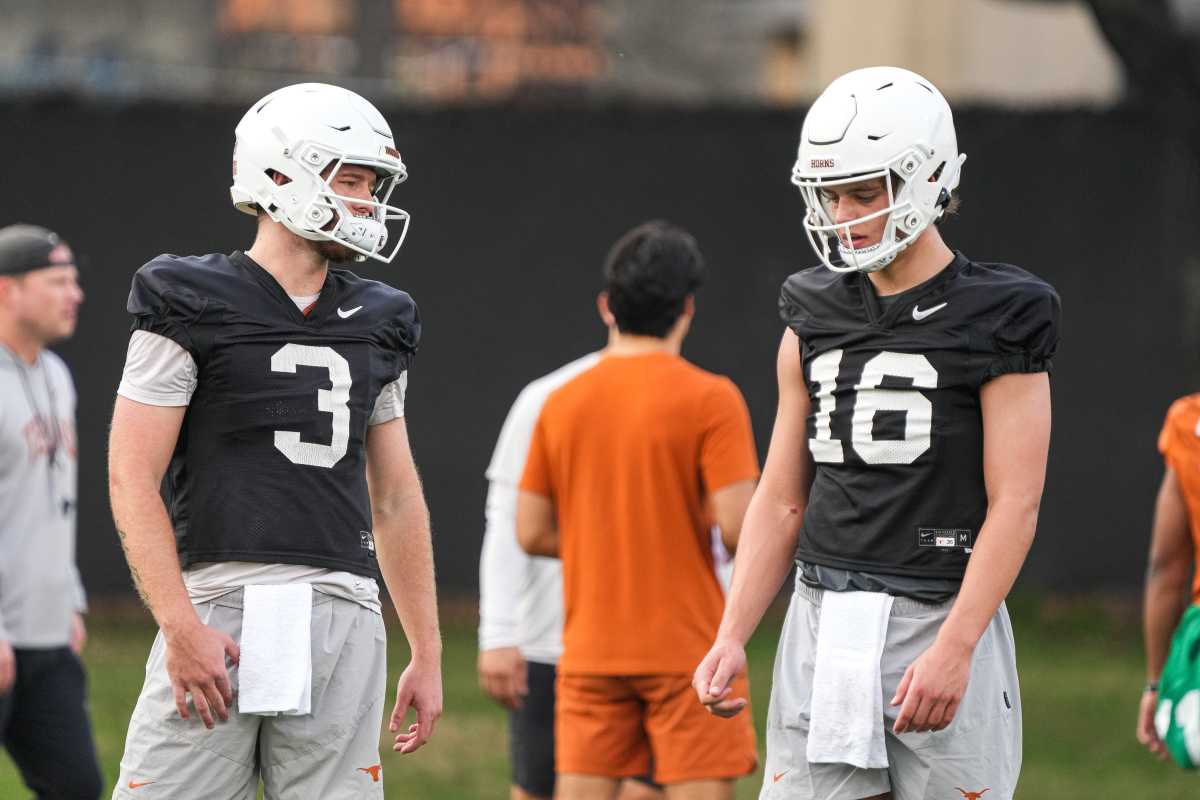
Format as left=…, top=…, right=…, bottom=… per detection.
left=517, top=220, right=759, bottom=800
left=1138, top=395, right=1200, bottom=760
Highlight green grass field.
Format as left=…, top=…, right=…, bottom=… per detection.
left=1, top=595, right=1196, bottom=799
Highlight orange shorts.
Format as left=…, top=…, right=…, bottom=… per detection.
left=555, top=672, right=757, bottom=785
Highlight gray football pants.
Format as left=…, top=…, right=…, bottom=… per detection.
left=113, top=588, right=387, bottom=799
left=760, top=581, right=1022, bottom=800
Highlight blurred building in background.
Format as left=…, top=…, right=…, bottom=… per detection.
left=2, top=0, right=1184, bottom=107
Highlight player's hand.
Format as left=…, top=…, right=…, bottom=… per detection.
left=1137, top=688, right=1169, bottom=760
left=390, top=656, right=443, bottom=754
left=163, top=620, right=239, bottom=729
left=693, top=639, right=749, bottom=718
left=891, top=637, right=972, bottom=733
left=69, top=613, right=87, bottom=655
left=0, top=640, right=15, bottom=695
left=478, top=647, right=528, bottom=710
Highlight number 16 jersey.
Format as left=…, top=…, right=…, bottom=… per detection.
left=124, top=251, right=420, bottom=578
left=779, top=251, right=1060, bottom=580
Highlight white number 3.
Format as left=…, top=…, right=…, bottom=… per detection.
left=271, top=344, right=352, bottom=468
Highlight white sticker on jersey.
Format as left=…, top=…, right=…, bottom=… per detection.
left=918, top=527, right=973, bottom=551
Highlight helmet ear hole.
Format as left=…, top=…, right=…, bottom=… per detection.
left=265, top=169, right=292, bottom=187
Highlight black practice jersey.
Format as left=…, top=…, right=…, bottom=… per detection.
left=780, top=251, right=1060, bottom=580
left=127, top=251, right=420, bottom=577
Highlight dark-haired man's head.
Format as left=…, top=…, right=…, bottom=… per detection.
left=601, top=221, right=705, bottom=339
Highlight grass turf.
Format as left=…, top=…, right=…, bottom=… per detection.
left=1, top=595, right=1196, bottom=798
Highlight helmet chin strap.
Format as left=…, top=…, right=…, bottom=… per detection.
left=335, top=216, right=388, bottom=252
left=329, top=197, right=388, bottom=255
left=836, top=240, right=897, bottom=274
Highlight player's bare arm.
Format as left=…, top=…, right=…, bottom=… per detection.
left=1137, top=466, right=1192, bottom=758
left=516, top=490, right=558, bottom=557
left=891, top=371, right=1050, bottom=734
left=109, top=396, right=239, bottom=729
left=365, top=416, right=443, bottom=754
left=710, top=479, right=756, bottom=554
left=693, top=329, right=813, bottom=717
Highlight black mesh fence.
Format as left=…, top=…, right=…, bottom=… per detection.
left=3, top=100, right=1195, bottom=595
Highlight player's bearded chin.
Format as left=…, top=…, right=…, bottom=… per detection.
left=314, top=213, right=369, bottom=263
left=313, top=238, right=357, bottom=263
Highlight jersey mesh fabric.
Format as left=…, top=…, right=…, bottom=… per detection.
left=519, top=352, right=759, bottom=674
left=780, top=251, right=1060, bottom=580
left=124, top=251, right=419, bottom=577
left=118, top=330, right=405, bottom=423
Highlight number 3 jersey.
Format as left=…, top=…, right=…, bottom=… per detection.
left=780, top=250, right=1060, bottom=580
left=123, top=251, right=420, bottom=578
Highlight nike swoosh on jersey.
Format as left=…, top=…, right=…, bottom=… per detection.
left=912, top=302, right=948, bottom=321
left=128, top=779, right=155, bottom=789
left=337, top=305, right=363, bottom=319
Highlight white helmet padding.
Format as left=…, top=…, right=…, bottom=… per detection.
left=230, top=83, right=409, bottom=264
left=792, top=66, right=966, bottom=273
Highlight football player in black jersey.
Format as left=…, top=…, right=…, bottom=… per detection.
left=108, top=83, right=440, bottom=797
left=693, top=67, right=1059, bottom=799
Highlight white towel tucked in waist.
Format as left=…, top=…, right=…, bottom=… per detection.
left=238, top=583, right=313, bottom=716
left=806, top=590, right=894, bottom=769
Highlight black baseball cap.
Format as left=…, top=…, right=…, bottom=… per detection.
left=0, top=224, right=74, bottom=277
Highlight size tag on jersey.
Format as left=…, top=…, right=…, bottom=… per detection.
left=360, top=530, right=377, bottom=558
left=918, top=527, right=973, bottom=553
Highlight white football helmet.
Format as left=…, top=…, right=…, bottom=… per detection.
left=792, top=66, right=965, bottom=273
left=230, top=83, right=409, bottom=263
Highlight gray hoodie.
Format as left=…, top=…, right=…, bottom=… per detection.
left=0, top=346, right=86, bottom=647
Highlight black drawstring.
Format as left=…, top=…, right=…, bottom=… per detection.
left=4, top=347, right=60, bottom=508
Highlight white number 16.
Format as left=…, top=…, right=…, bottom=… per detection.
left=808, top=349, right=937, bottom=465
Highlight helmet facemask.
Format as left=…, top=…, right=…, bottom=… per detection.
left=794, top=147, right=962, bottom=274
left=272, top=143, right=410, bottom=264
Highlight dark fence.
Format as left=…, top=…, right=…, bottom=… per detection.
left=2, top=101, right=1194, bottom=597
